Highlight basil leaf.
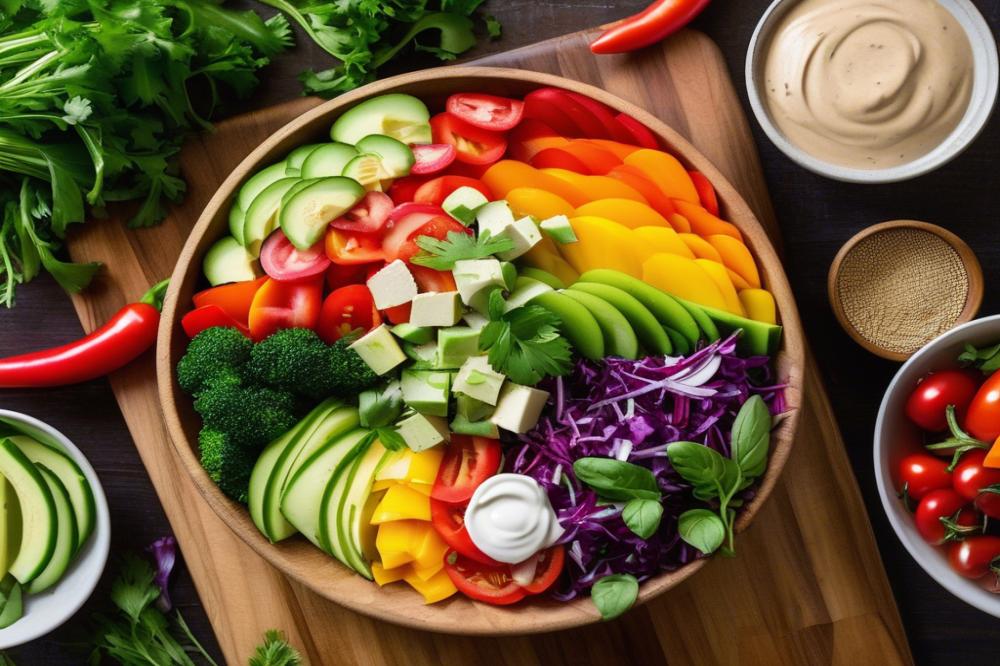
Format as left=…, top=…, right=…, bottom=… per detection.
left=622, top=498, right=663, bottom=539
left=678, top=509, right=726, bottom=555
left=572, top=458, right=660, bottom=501
left=590, top=574, right=639, bottom=620
left=730, top=395, right=771, bottom=479
left=666, top=441, right=726, bottom=499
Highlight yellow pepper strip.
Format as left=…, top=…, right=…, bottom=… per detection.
left=370, top=484, right=432, bottom=524
left=404, top=569, right=457, bottom=604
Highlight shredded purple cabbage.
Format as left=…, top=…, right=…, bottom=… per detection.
left=506, top=333, right=785, bottom=599
left=147, top=536, right=178, bottom=612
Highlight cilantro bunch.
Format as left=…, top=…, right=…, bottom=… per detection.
left=0, top=0, right=292, bottom=305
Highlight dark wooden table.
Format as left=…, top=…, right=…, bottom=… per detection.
left=2, top=1, right=998, bottom=663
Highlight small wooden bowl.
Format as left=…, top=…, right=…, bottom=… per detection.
left=157, top=67, right=805, bottom=634
left=828, top=220, right=983, bottom=362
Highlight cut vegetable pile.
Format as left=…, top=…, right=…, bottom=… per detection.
left=176, top=87, right=786, bottom=617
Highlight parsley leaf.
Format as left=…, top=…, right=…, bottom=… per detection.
left=412, top=230, right=514, bottom=270
left=479, top=304, right=572, bottom=385
left=249, top=629, right=303, bottom=666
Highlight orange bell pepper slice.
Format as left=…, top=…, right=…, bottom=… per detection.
left=985, top=436, right=1000, bottom=469
left=192, top=276, right=267, bottom=326
left=673, top=200, right=742, bottom=240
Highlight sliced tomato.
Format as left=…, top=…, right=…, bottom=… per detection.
left=411, top=265, right=458, bottom=293
left=181, top=305, right=250, bottom=339
left=519, top=546, right=565, bottom=594
left=431, top=435, right=502, bottom=504
left=247, top=276, right=323, bottom=341
left=564, top=91, right=635, bottom=144
left=326, top=262, right=378, bottom=290
left=443, top=551, right=526, bottom=605
left=260, top=230, right=330, bottom=282
left=615, top=112, right=659, bottom=148
left=446, top=93, right=525, bottom=131
left=446, top=160, right=491, bottom=180
left=410, top=143, right=457, bottom=175
left=531, top=148, right=592, bottom=174
left=396, top=216, right=471, bottom=265
left=387, top=174, right=433, bottom=203
left=325, top=228, right=386, bottom=265
left=317, top=284, right=380, bottom=344
left=382, top=302, right=411, bottom=324
left=688, top=171, right=720, bottom=216
left=191, top=276, right=266, bottom=326
left=431, top=498, right=502, bottom=566
left=330, top=191, right=393, bottom=233
left=413, top=176, right=492, bottom=206
left=382, top=207, right=449, bottom=262
left=431, top=113, right=507, bottom=166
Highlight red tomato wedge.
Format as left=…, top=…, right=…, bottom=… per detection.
left=192, top=276, right=266, bottom=326
left=182, top=305, right=250, bottom=339
left=430, top=498, right=502, bottom=566
left=387, top=175, right=432, bottom=203
left=688, top=171, right=720, bottom=216
left=431, top=113, right=507, bottom=166
left=395, top=216, right=470, bottom=265
left=316, top=284, right=380, bottom=344
left=410, top=143, right=457, bottom=175
left=413, top=176, right=492, bottom=206
left=443, top=551, right=526, bottom=605
left=564, top=91, right=636, bottom=144
left=330, top=191, right=393, bottom=233
left=531, top=147, right=592, bottom=173
left=382, top=302, right=411, bottom=324
left=615, top=112, right=659, bottom=148
left=431, top=435, right=502, bottom=504
left=382, top=206, right=449, bottom=262
left=325, top=262, right=378, bottom=291
left=518, top=546, right=566, bottom=595
left=412, top=264, right=458, bottom=293
left=260, top=230, right=330, bottom=282
left=446, top=93, right=525, bottom=131
left=325, top=228, right=386, bottom=265
left=248, top=276, right=323, bottom=341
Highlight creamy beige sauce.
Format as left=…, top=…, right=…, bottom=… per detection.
left=762, top=0, right=973, bottom=169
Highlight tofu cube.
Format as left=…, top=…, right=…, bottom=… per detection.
left=490, top=382, right=550, bottom=434
left=397, top=411, right=450, bottom=452
left=453, top=356, right=505, bottom=406
left=452, top=259, right=505, bottom=311
left=367, top=259, right=417, bottom=309
left=496, top=217, right=542, bottom=261
left=409, top=291, right=462, bottom=327
left=475, top=200, right=515, bottom=237
left=540, top=214, right=578, bottom=244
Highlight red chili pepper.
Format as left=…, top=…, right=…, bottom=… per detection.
left=0, top=279, right=169, bottom=388
left=590, top=0, right=712, bottom=55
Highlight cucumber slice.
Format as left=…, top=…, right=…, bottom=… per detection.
left=0, top=476, right=19, bottom=579
left=242, top=177, right=298, bottom=255
left=330, top=94, right=432, bottom=145
left=203, top=236, right=261, bottom=286
left=228, top=203, right=245, bottom=245
left=0, top=439, right=56, bottom=584
left=280, top=177, right=366, bottom=250
left=301, top=143, right=358, bottom=179
left=286, top=143, right=324, bottom=174
left=355, top=135, right=414, bottom=178
left=281, top=178, right=321, bottom=206
left=237, top=162, right=288, bottom=212
left=342, top=153, right=388, bottom=191
left=25, top=465, right=77, bottom=594
left=0, top=576, right=22, bottom=629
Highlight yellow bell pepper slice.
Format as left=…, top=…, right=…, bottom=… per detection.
left=632, top=226, right=695, bottom=262
left=559, top=216, right=640, bottom=277
left=642, top=253, right=729, bottom=311
left=375, top=520, right=423, bottom=569
left=708, top=234, right=761, bottom=289
left=623, top=149, right=699, bottom=203
left=370, top=484, right=431, bottom=524
left=375, top=447, right=443, bottom=486
left=411, top=527, right=449, bottom=571
left=694, top=259, right=745, bottom=315
left=739, top=288, right=777, bottom=324
left=678, top=233, right=723, bottom=262
left=412, top=559, right=444, bottom=582
left=574, top=199, right=669, bottom=229
left=506, top=187, right=574, bottom=219
left=372, top=562, right=411, bottom=586
left=404, top=568, right=457, bottom=604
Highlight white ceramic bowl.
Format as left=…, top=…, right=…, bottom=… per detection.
left=875, top=315, right=1000, bottom=618
left=0, top=410, right=110, bottom=649
left=746, top=0, right=999, bottom=183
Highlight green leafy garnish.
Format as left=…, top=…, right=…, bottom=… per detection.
left=677, top=509, right=726, bottom=555
left=622, top=498, right=664, bottom=539
left=479, top=304, right=572, bottom=385
left=959, top=342, right=1000, bottom=374
left=572, top=458, right=660, bottom=502
left=590, top=574, right=639, bottom=621
left=249, top=629, right=303, bottom=666
left=411, top=230, right=514, bottom=270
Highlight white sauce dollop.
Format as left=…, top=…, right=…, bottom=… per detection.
left=464, top=474, right=564, bottom=564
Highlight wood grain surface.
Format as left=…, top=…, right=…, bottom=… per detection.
left=54, top=28, right=912, bottom=664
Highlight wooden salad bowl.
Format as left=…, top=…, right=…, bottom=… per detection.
left=157, top=67, right=805, bottom=635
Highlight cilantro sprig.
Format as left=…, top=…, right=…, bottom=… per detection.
left=479, top=290, right=572, bottom=385
left=411, top=230, right=514, bottom=270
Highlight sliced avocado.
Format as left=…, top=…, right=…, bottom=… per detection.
left=342, top=153, right=388, bottom=191
left=529, top=290, right=604, bottom=360
left=203, top=236, right=261, bottom=286
left=665, top=327, right=692, bottom=355
left=0, top=576, right=22, bottom=629
left=355, top=135, right=414, bottom=178
left=286, top=143, right=325, bottom=174
left=578, top=269, right=701, bottom=349
left=337, top=440, right=390, bottom=577
left=300, top=143, right=358, bottom=179
left=280, top=177, right=366, bottom=250
left=677, top=299, right=782, bottom=356
left=0, top=439, right=55, bottom=584
left=450, top=414, right=499, bottom=438
left=569, top=282, right=672, bottom=356
left=330, top=94, right=432, bottom=145
left=237, top=162, right=288, bottom=212
left=519, top=267, right=565, bottom=290
left=25, top=465, right=77, bottom=594
left=228, top=203, right=246, bottom=245
left=242, top=177, right=298, bottom=254
left=561, top=289, right=639, bottom=359
left=505, top=276, right=553, bottom=312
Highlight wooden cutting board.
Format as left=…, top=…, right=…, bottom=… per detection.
left=66, top=29, right=913, bottom=665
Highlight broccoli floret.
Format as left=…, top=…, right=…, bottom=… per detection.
left=328, top=337, right=379, bottom=395
left=177, top=326, right=252, bottom=395
left=193, top=379, right=297, bottom=450
left=199, top=429, right=254, bottom=504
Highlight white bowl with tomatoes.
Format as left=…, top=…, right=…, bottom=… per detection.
left=875, top=315, right=1000, bottom=617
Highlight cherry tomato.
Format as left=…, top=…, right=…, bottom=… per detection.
left=382, top=302, right=411, bottom=325
left=324, top=228, right=386, bottom=265
left=914, top=489, right=968, bottom=544
left=181, top=305, right=250, bottom=339
left=431, top=435, right=502, bottom=504
left=952, top=449, right=1000, bottom=518
left=412, top=265, right=457, bottom=293
left=967, top=372, right=1000, bottom=442
left=518, top=546, right=565, bottom=595
left=905, top=369, right=980, bottom=432
left=688, top=171, right=720, bottom=216
left=446, top=93, right=525, bottom=131
left=410, top=143, right=457, bottom=175
left=430, top=498, right=502, bottom=566
left=413, top=176, right=492, bottom=207
left=260, top=230, right=330, bottom=282
left=247, top=276, right=323, bottom=341
left=330, top=191, right=393, bottom=233
left=430, top=113, right=507, bottom=165
left=443, top=551, right=526, bottom=605
left=192, top=277, right=266, bottom=326
left=948, top=536, right=1000, bottom=579
left=325, top=262, right=378, bottom=291
left=899, top=453, right=952, bottom=501
left=395, top=216, right=470, bottom=265
left=615, top=111, right=659, bottom=148
left=316, top=284, right=380, bottom=344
